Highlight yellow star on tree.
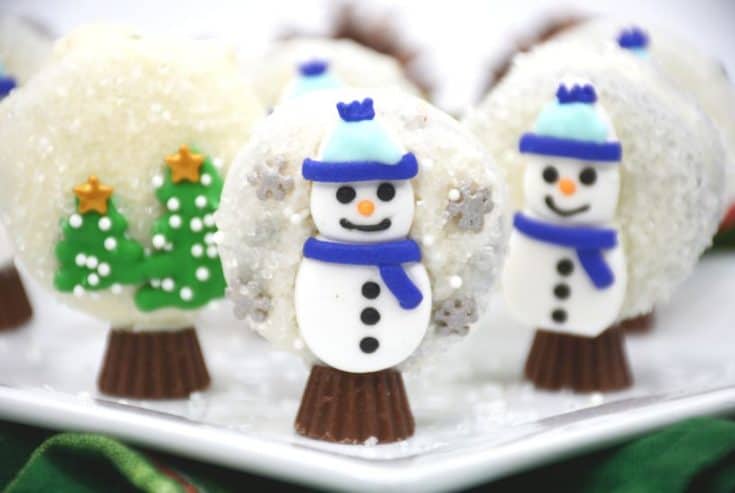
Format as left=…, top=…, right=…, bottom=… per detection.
left=74, top=176, right=113, bottom=215
left=165, top=145, right=205, bottom=183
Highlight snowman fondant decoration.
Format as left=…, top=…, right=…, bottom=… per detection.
left=295, top=97, right=431, bottom=373
left=502, top=82, right=629, bottom=388
left=280, top=59, right=342, bottom=102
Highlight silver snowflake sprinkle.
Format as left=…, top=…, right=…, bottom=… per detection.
left=230, top=281, right=271, bottom=322
left=434, top=296, right=478, bottom=336
left=446, top=185, right=493, bottom=232
left=247, top=156, right=294, bottom=201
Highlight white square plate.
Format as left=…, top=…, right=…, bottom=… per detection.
left=1, top=253, right=733, bottom=492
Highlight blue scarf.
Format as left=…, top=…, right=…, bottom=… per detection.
left=513, top=213, right=618, bottom=289
left=302, top=238, right=424, bottom=309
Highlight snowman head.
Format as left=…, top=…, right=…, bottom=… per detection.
left=519, top=82, right=622, bottom=224
left=303, top=98, right=419, bottom=242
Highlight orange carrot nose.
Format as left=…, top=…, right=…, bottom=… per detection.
left=558, top=178, right=577, bottom=196
left=357, top=200, right=375, bottom=216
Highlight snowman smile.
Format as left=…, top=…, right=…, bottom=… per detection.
left=339, top=218, right=392, bottom=232
left=544, top=196, right=590, bottom=217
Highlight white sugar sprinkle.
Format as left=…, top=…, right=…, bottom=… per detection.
left=190, top=217, right=203, bottom=232
left=75, top=253, right=87, bottom=267
left=98, top=217, right=112, bottom=231
left=98, top=262, right=111, bottom=277
left=85, top=256, right=98, bottom=269
left=104, top=237, right=117, bottom=251
left=162, top=278, right=175, bottom=292
left=69, top=214, right=83, bottom=229
left=195, top=195, right=207, bottom=208
left=196, top=266, right=210, bottom=281
left=180, top=286, right=193, bottom=301
left=169, top=214, right=182, bottom=228
left=152, top=234, right=166, bottom=249
left=191, top=244, right=204, bottom=257
left=167, top=197, right=180, bottom=211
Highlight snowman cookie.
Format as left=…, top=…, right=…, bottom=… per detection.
left=464, top=40, right=724, bottom=391
left=0, top=26, right=263, bottom=397
left=217, top=90, right=508, bottom=443
left=246, top=38, right=419, bottom=109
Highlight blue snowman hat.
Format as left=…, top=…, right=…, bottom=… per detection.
left=617, top=26, right=650, bottom=57
left=0, top=61, right=17, bottom=99
left=285, top=59, right=342, bottom=100
left=302, top=97, right=419, bottom=182
left=519, top=83, right=622, bottom=162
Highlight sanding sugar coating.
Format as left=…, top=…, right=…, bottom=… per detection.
left=247, top=38, right=419, bottom=109
left=0, top=16, right=52, bottom=84
left=0, top=26, right=264, bottom=330
left=217, top=89, right=509, bottom=366
left=464, top=40, right=725, bottom=320
left=556, top=19, right=735, bottom=206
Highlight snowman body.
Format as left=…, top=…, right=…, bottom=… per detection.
left=294, top=97, right=431, bottom=373
left=503, top=212, right=626, bottom=337
left=296, top=255, right=430, bottom=373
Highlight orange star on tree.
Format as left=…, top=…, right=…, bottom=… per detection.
left=74, top=176, right=113, bottom=215
left=165, top=145, right=205, bottom=183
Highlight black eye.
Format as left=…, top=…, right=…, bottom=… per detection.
left=336, top=186, right=356, bottom=204
left=542, top=166, right=558, bottom=183
left=579, top=167, right=597, bottom=185
left=377, top=183, right=395, bottom=202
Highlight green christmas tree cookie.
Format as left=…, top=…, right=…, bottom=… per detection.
left=55, top=176, right=145, bottom=295
left=135, top=145, right=227, bottom=311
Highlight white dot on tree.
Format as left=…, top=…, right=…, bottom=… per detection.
left=191, top=244, right=204, bottom=257
left=104, top=237, right=118, bottom=251
left=204, top=233, right=214, bottom=245
left=207, top=246, right=218, bottom=258
left=195, top=195, right=207, bottom=209
left=167, top=197, right=180, bottom=211
left=196, top=266, right=210, bottom=281
left=203, top=214, right=215, bottom=227
left=150, top=278, right=161, bottom=288
left=152, top=175, right=164, bottom=188
left=200, top=174, right=212, bottom=186
left=169, top=215, right=182, bottom=229
left=75, top=253, right=87, bottom=267
left=88, top=273, right=100, bottom=286
left=190, top=217, right=203, bottom=232
left=73, top=285, right=85, bottom=297
left=180, top=287, right=193, bottom=301
left=98, top=217, right=112, bottom=231
left=86, top=256, right=98, bottom=269
left=213, top=157, right=224, bottom=169
left=69, top=214, right=83, bottom=229
left=152, top=234, right=166, bottom=249
left=98, top=262, right=111, bottom=277
left=162, top=278, right=175, bottom=292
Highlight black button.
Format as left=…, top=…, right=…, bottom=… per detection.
left=557, top=259, right=574, bottom=276
left=361, top=282, right=380, bottom=299
left=360, top=337, right=379, bottom=354
left=360, top=307, right=380, bottom=325
left=553, top=283, right=570, bottom=300
left=551, top=309, right=567, bottom=323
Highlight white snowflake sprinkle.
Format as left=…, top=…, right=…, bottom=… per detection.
left=73, top=285, right=85, bottom=297
left=85, top=256, right=98, bottom=269
left=169, top=215, right=182, bottom=229
left=152, top=234, right=166, bottom=249
left=195, top=195, right=207, bottom=209
left=75, top=253, right=87, bottom=267
left=104, top=237, right=117, bottom=251
left=98, top=217, right=112, bottom=231
left=203, top=214, right=215, bottom=227
left=191, top=244, right=204, bottom=258
left=162, top=278, right=175, bottom=292
left=206, top=246, right=218, bottom=258
left=200, top=173, right=212, bottom=186
left=195, top=266, right=210, bottom=281
left=69, top=214, right=83, bottom=229
left=180, top=286, right=193, bottom=301
left=111, top=283, right=123, bottom=294
left=190, top=217, right=203, bottom=232
left=152, top=175, right=164, bottom=188
left=167, top=197, right=180, bottom=211
left=87, top=273, right=100, bottom=286
left=98, top=262, right=111, bottom=277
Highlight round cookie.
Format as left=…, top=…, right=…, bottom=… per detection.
left=0, top=26, right=264, bottom=397
left=246, top=38, right=419, bottom=109
left=217, top=89, right=508, bottom=443
left=465, top=40, right=725, bottom=323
